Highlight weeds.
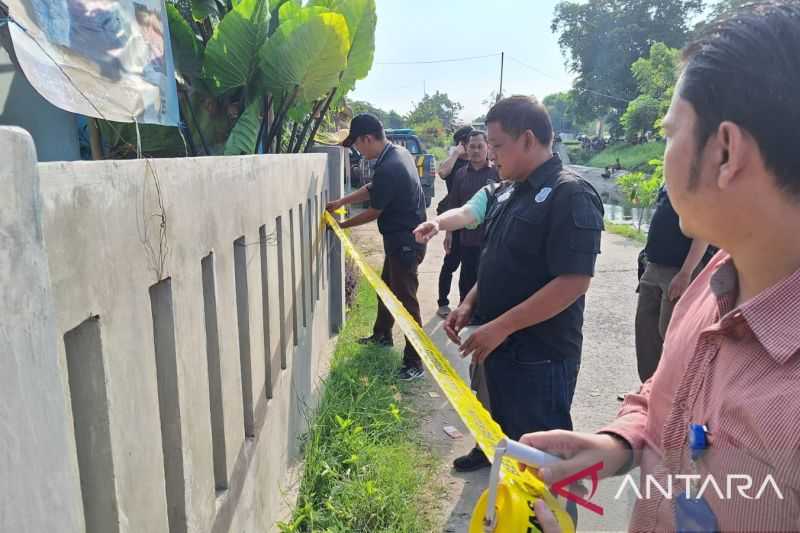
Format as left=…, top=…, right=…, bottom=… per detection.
left=279, top=280, right=436, bottom=533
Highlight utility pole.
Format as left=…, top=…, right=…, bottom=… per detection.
left=497, top=52, right=504, bottom=103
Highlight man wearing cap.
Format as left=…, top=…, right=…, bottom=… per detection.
left=326, top=114, right=428, bottom=381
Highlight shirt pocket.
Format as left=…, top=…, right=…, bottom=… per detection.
left=505, top=211, right=546, bottom=258
left=569, top=193, right=604, bottom=254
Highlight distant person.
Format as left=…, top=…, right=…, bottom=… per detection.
left=636, top=186, right=709, bottom=382
left=434, top=126, right=473, bottom=318
left=326, top=114, right=427, bottom=381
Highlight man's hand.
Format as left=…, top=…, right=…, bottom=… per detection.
left=459, top=321, right=509, bottom=363
left=325, top=199, right=342, bottom=213
left=444, top=231, right=452, bottom=254
left=451, top=143, right=466, bottom=158
left=668, top=270, right=692, bottom=301
left=444, top=301, right=473, bottom=344
left=413, top=220, right=440, bottom=244
left=518, top=431, right=631, bottom=484
left=533, top=500, right=561, bottom=533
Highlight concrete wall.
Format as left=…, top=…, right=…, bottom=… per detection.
left=1, top=127, right=346, bottom=533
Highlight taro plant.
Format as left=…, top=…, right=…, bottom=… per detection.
left=99, top=0, right=376, bottom=157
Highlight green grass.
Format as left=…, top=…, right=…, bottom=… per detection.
left=604, top=221, right=647, bottom=244
left=279, top=280, right=437, bottom=533
left=587, top=141, right=665, bottom=171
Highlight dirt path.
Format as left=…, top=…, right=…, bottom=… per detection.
left=349, top=174, right=642, bottom=532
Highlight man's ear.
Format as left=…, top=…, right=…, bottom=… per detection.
left=716, top=121, right=749, bottom=190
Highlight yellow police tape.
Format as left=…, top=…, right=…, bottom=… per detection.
left=324, top=211, right=575, bottom=533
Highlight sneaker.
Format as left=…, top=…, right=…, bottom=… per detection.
left=397, top=365, right=425, bottom=381
left=358, top=334, right=393, bottom=347
left=436, top=305, right=451, bottom=318
left=453, top=446, right=490, bottom=472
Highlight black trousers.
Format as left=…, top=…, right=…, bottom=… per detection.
left=437, top=231, right=461, bottom=307
left=373, top=249, right=426, bottom=368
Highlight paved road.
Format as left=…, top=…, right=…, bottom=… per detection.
left=350, top=174, right=642, bottom=531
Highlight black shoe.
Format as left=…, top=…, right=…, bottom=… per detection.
left=453, top=446, right=490, bottom=472
left=358, top=334, right=393, bottom=347
left=397, top=365, right=425, bottom=381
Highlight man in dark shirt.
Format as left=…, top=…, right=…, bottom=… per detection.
left=448, top=130, right=498, bottom=302
left=326, top=114, right=428, bottom=381
left=636, top=186, right=708, bottom=381
left=435, top=126, right=473, bottom=318
left=445, top=96, right=604, bottom=449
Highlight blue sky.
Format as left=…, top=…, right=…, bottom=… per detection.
left=350, top=0, right=575, bottom=122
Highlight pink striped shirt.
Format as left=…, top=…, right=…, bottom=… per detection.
left=603, top=252, right=800, bottom=532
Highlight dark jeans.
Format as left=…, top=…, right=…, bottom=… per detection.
left=437, top=231, right=461, bottom=307
left=484, top=339, right=580, bottom=441
left=458, top=245, right=480, bottom=303
left=373, top=248, right=426, bottom=368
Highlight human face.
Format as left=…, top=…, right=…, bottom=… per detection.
left=466, top=135, right=488, bottom=166
left=661, top=83, right=723, bottom=243
left=352, top=135, right=381, bottom=160
left=487, top=122, right=530, bottom=181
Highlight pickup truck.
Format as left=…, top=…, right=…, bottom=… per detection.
left=348, top=129, right=436, bottom=208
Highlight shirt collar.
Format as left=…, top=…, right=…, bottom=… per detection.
left=525, top=153, right=562, bottom=190
left=374, top=142, right=393, bottom=167
left=710, top=254, right=800, bottom=364
left=467, top=160, right=490, bottom=172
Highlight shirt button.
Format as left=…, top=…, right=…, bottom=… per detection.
left=678, top=400, right=687, bottom=410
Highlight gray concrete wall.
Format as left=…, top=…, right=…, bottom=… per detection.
left=0, top=128, right=85, bottom=532
left=1, top=127, right=344, bottom=533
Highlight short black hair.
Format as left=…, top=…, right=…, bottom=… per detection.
left=453, top=126, right=474, bottom=145
left=486, top=95, right=553, bottom=146
left=468, top=130, right=487, bottom=142
left=681, top=1, right=800, bottom=198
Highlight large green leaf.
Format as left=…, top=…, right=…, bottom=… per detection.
left=309, top=0, right=375, bottom=92
left=167, top=4, right=203, bottom=80
left=191, top=0, right=219, bottom=21
left=277, top=0, right=302, bottom=21
left=224, top=101, right=262, bottom=154
left=203, top=0, right=271, bottom=95
left=259, top=12, right=349, bottom=103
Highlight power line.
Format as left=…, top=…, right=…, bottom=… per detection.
left=378, top=53, right=501, bottom=65
left=506, top=55, right=632, bottom=104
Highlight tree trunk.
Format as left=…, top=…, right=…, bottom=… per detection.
left=302, top=87, right=337, bottom=153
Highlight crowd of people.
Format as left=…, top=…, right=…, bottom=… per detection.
left=326, top=2, right=800, bottom=530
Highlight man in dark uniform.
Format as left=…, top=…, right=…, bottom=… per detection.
left=445, top=96, right=604, bottom=443
left=435, top=126, right=473, bottom=318
left=326, top=114, right=428, bottom=381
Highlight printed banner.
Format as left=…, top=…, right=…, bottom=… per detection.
left=6, top=0, right=179, bottom=125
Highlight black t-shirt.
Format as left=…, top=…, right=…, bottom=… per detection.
left=476, top=155, right=604, bottom=361
left=368, top=143, right=427, bottom=255
left=644, top=187, right=692, bottom=269
left=450, top=162, right=499, bottom=248
left=445, top=157, right=470, bottom=193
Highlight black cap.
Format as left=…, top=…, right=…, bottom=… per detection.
left=342, top=113, right=384, bottom=147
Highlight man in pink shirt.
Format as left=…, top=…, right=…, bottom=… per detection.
left=525, top=3, right=800, bottom=530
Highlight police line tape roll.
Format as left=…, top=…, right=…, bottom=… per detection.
left=324, top=211, right=575, bottom=532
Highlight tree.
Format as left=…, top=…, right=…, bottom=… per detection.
left=543, top=91, right=578, bottom=133
left=694, top=0, right=750, bottom=34
left=552, top=0, right=703, bottom=123
left=621, top=42, right=680, bottom=139
left=349, top=100, right=406, bottom=128
left=616, top=158, right=664, bottom=230
left=406, top=91, right=463, bottom=129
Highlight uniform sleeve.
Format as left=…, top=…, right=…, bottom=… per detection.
left=464, top=186, right=490, bottom=229
left=368, top=166, right=394, bottom=211
left=546, top=182, right=604, bottom=276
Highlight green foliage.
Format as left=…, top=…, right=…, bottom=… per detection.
left=349, top=100, right=406, bottom=129
left=409, top=117, right=446, bottom=150
left=278, top=281, right=435, bottom=533
left=620, top=42, right=679, bottom=139
left=616, top=157, right=663, bottom=209
left=604, top=221, right=648, bottom=243
left=406, top=91, right=463, bottom=129
left=587, top=140, right=665, bottom=171
left=203, top=0, right=271, bottom=95
left=543, top=91, right=579, bottom=133
left=552, top=0, right=702, bottom=121
left=103, top=0, right=378, bottom=157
